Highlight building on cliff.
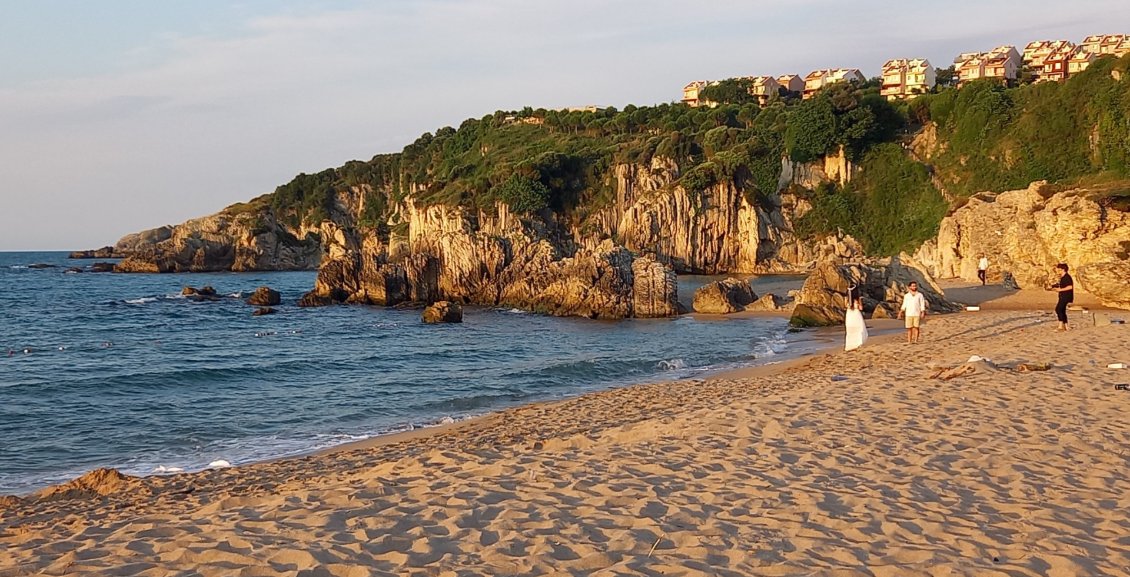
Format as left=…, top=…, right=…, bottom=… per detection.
left=879, top=58, right=936, bottom=101
left=802, top=68, right=865, bottom=99
left=954, top=45, right=1020, bottom=86
left=1080, top=34, right=1130, bottom=57
left=748, top=76, right=780, bottom=106
left=776, top=74, right=805, bottom=95
left=1023, top=40, right=1075, bottom=81
left=681, top=80, right=717, bottom=107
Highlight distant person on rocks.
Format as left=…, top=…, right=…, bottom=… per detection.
left=844, top=284, right=868, bottom=351
left=978, top=255, right=989, bottom=286
left=1049, top=263, right=1074, bottom=331
left=897, top=281, right=927, bottom=344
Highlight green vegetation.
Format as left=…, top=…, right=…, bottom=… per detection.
left=795, top=144, right=948, bottom=255
left=251, top=55, right=1130, bottom=257
left=909, top=54, right=1130, bottom=196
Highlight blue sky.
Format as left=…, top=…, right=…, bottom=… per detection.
left=2, top=0, right=1128, bottom=250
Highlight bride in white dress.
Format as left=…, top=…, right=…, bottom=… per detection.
left=844, top=284, right=868, bottom=351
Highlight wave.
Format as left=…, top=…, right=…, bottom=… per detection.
left=657, top=358, right=687, bottom=371
left=125, top=297, right=158, bottom=304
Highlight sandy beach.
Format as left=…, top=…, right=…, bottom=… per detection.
left=3, top=295, right=1129, bottom=576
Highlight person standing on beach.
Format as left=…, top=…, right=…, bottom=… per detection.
left=1049, top=263, right=1074, bottom=331
left=977, top=255, right=989, bottom=286
left=844, top=284, right=868, bottom=351
left=897, top=281, right=927, bottom=344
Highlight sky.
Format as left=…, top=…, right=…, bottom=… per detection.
left=2, top=0, right=1128, bottom=251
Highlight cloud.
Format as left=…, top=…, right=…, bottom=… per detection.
left=1, top=0, right=1128, bottom=249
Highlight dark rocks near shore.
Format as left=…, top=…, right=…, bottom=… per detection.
left=90, top=262, right=116, bottom=273
left=181, top=285, right=222, bottom=302
left=27, top=263, right=57, bottom=269
left=422, top=301, right=463, bottom=323
left=246, top=286, right=281, bottom=306
left=692, top=278, right=756, bottom=314
left=252, top=307, right=277, bottom=316
left=68, top=246, right=117, bottom=259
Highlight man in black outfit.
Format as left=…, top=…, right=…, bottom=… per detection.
left=1050, top=263, right=1074, bottom=331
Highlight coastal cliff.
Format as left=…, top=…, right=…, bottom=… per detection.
left=913, top=181, right=1130, bottom=309
left=112, top=208, right=321, bottom=273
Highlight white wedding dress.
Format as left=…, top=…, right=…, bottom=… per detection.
left=844, top=306, right=868, bottom=351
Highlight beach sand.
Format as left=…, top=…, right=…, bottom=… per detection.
left=2, top=305, right=1129, bottom=576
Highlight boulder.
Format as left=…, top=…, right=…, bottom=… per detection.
left=297, top=291, right=335, bottom=307
left=789, top=256, right=959, bottom=327
left=1076, top=262, right=1130, bottom=310
left=27, top=263, right=56, bottom=269
left=65, top=267, right=84, bottom=274
left=90, top=262, right=116, bottom=273
left=693, top=278, right=756, bottom=314
left=252, top=307, right=277, bottom=316
left=246, top=286, right=281, bottom=306
left=181, top=285, right=221, bottom=301
left=182, top=285, right=218, bottom=297
left=423, top=301, right=463, bottom=323
left=745, top=292, right=788, bottom=312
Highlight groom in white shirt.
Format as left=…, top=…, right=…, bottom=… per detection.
left=897, top=281, right=927, bottom=344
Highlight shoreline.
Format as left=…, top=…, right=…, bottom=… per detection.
left=3, top=278, right=1116, bottom=499
left=3, top=307, right=1128, bottom=575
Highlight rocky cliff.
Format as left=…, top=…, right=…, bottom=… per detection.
left=105, top=152, right=860, bottom=277
left=913, top=181, right=1130, bottom=309
left=299, top=201, right=680, bottom=319
left=111, top=208, right=322, bottom=273
left=577, top=154, right=861, bottom=274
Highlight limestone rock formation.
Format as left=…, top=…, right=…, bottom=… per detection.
left=300, top=203, right=679, bottom=320
left=247, top=286, right=281, bottom=306
left=112, top=211, right=321, bottom=273
left=790, top=256, right=959, bottom=327
left=423, top=301, right=463, bottom=323
left=914, top=181, right=1130, bottom=304
left=1076, top=262, right=1130, bottom=309
left=575, top=157, right=861, bottom=275
left=692, top=278, right=756, bottom=314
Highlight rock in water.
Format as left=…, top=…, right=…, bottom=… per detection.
left=746, top=292, right=788, bottom=311
left=1076, top=262, right=1130, bottom=310
left=252, top=307, right=276, bottom=316
left=423, top=301, right=463, bottom=323
left=693, top=278, right=756, bottom=313
left=246, top=286, right=281, bottom=306
left=68, top=246, right=117, bottom=259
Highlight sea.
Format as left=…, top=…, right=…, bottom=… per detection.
left=0, top=251, right=816, bottom=495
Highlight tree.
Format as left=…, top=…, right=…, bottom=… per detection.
left=699, top=78, right=757, bottom=105
left=495, top=174, right=550, bottom=213
left=935, top=66, right=956, bottom=88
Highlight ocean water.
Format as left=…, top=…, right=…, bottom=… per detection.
left=0, top=251, right=807, bottom=495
